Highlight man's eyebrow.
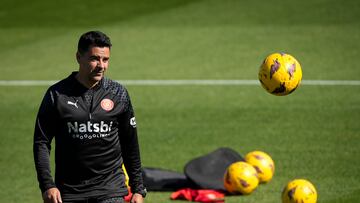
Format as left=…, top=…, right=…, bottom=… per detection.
left=89, top=55, right=110, bottom=59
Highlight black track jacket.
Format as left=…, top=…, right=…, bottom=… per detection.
left=33, top=72, right=144, bottom=201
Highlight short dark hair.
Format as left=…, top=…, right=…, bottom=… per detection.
left=77, top=31, right=112, bottom=54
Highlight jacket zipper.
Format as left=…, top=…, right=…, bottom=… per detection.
left=88, top=89, right=94, bottom=120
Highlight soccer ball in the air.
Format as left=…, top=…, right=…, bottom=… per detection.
left=224, top=161, right=259, bottom=195
left=245, top=151, right=275, bottom=183
left=258, top=53, right=302, bottom=96
left=282, top=179, right=317, bottom=203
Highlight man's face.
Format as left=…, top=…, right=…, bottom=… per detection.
left=77, top=45, right=110, bottom=84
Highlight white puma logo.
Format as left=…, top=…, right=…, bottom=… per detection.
left=67, top=100, right=79, bottom=108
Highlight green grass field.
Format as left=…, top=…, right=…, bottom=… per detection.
left=0, top=0, right=360, bottom=202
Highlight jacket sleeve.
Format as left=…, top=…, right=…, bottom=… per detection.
left=33, top=89, right=57, bottom=193
left=118, top=90, right=145, bottom=195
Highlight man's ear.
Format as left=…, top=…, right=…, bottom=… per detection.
left=76, top=52, right=81, bottom=63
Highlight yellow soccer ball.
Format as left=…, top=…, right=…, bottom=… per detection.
left=259, top=53, right=302, bottom=96
left=245, top=151, right=275, bottom=183
left=282, top=179, right=317, bottom=203
left=224, top=161, right=259, bottom=195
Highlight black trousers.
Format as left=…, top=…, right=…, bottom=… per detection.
left=62, top=196, right=124, bottom=203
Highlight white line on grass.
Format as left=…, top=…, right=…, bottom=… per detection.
left=0, top=80, right=360, bottom=86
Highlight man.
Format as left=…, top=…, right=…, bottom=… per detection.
left=33, top=31, right=146, bottom=203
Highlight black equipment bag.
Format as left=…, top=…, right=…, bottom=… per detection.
left=142, top=147, right=243, bottom=191
left=142, top=167, right=194, bottom=191
left=184, top=147, right=244, bottom=191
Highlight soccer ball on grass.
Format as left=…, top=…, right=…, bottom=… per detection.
left=223, top=161, right=259, bottom=195
left=282, top=179, right=317, bottom=203
left=244, top=151, right=275, bottom=183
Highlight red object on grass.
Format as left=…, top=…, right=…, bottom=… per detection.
left=171, top=188, right=225, bottom=203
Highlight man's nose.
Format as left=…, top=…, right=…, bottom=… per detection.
left=98, top=60, right=106, bottom=68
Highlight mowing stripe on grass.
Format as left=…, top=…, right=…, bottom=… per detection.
left=0, top=80, right=360, bottom=86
